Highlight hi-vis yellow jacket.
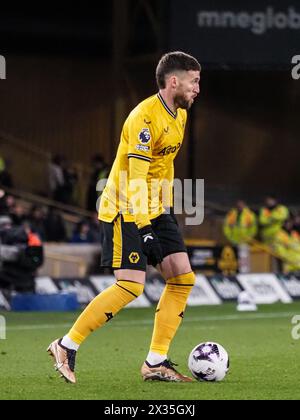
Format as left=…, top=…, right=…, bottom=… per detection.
left=259, top=205, right=289, bottom=243
left=273, top=229, right=300, bottom=273
left=223, top=207, right=257, bottom=245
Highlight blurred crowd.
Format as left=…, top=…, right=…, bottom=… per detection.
left=223, top=196, right=300, bottom=273
left=0, top=151, right=110, bottom=244
left=0, top=192, right=103, bottom=244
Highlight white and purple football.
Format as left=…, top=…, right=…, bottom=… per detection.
left=188, top=342, right=229, bottom=382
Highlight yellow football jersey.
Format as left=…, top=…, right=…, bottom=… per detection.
left=98, top=93, right=187, bottom=224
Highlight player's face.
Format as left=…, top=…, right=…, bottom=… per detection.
left=174, top=70, right=200, bottom=110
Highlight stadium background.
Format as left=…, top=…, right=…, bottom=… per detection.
left=1, top=0, right=300, bottom=401
left=1, top=1, right=300, bottom=205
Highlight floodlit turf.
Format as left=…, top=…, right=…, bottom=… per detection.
left=1, top=303, right=300, bottom=400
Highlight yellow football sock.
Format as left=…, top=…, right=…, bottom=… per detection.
left=68, top=281, right=144, bottom=345
left=150, top=272, right=195, bottom=355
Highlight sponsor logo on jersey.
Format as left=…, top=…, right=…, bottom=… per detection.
left=136, top=144, right=150, bottom=153
left=138, top=128, right=151, bottom=144
left=158, top=143, right=182, bottom=156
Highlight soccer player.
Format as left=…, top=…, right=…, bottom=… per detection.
left=47, top=51, right=201, bottom=384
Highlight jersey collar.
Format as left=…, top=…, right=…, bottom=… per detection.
left=157, top=93, right=177, bottom=119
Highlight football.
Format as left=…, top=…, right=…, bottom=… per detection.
left=188, top=342, right=229, bottom=382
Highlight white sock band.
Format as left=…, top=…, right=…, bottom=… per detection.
left=146, top=351, right=167, bottom=366
left=61, top=335, right=80, bottom=351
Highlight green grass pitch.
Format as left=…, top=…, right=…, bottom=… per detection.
left=1, top=303, right=300, bottom=400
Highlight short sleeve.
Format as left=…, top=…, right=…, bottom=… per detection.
left=127, top=112, right=155, bottom=163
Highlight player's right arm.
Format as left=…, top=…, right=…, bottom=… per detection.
left=128, top=157, right=151, bottom=229
left=126, top=110, right=154, bottom=228
left=128, top=156, right=163, bottom=266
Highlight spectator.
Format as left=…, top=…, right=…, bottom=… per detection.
left=61, top=160, right=79, bottom=206
left=27, top=205, right=46, bottom=241
left=259, top=195, right=289, bottom=244
left=0, top=214, right=12, bottom=230
left=9, top=203, right=27, bottom=226
left=70, top=220, right=94, bottom=244
left=0, top=215, right=43, bottom=292
left=0, top=192, right=15, bottom=214
left=272, top=218, right=300, bottom=273
left=48, top=154, right=65, bottom=202
left=86, top=154, right=109, bottom=211
left=44, top=207, right=67, bottom=242
left=223, top=200, right=257, bottom=245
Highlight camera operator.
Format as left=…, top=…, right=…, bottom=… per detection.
left=0, top=215, right=44, bottom=293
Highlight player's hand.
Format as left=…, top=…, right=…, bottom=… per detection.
left=139, top=225, right=163, bottom=266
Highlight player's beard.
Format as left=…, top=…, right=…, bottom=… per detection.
left=174, top=93, right=192, bottom=110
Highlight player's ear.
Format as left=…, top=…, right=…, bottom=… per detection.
left=169, top=75, right=178, bottom=90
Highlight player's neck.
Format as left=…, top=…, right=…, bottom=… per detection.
left=158, top=90, right=177, bottom=114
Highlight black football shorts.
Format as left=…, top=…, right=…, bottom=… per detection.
left=100, top=213, right=187, bottom=271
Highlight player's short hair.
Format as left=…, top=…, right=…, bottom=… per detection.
left=156, top=51, right=201, bottom=89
